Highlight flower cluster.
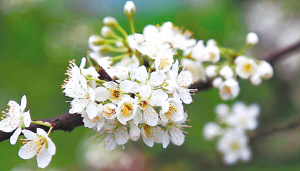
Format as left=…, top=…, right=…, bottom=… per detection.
left=0, top=1, right=276, bottom=169
left=0, top=96, right=56, bottom=168
left=203, top=102, right=260, bottom=165
left=205, top=33, right=274, bottom=100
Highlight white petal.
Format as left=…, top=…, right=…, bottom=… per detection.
left=46, top=138, right=56, bottom=155
left=23, top=111, right=31, bottom=127
left=22, top=129, right=38, bottom=140
left=20, top=95, right=27, bottom=112
left=103, top=81, right=118, bottom=89
left=86, top=103, right=97, bottom=119
left=10, top=126, right=22, bottom=145
left=170, top=127, right=185, bottom=146
left=162, top=131, right=170, bottom=148
left=94, top=87, right=110, bottom=102
left=135, top=65, right=148, bottom=82
left=37, top=150, right=52, bottom=168
left=143, top=106, right=158, bottom=126
left=119, top=80, right=134, bottom=93
left=18, top=141, right=37, bottom=160
left=177, top=70, right=193, bottom=87
left=105, top=134, right=117, bottom=151
left=150, top=71, right=166, bottom=86
left=115, top=126, right=129, bottom=145
left=37, top=128, right=48, bottom=138
left=177, top=87, right=193, bottom=104
left=129, top=122, right=140, bottom=141
left=139, top=84, right=152, bottom=99
left=149, top=89, right=168, bottom=106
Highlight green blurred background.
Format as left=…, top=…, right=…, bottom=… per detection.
left=1, top=0, right=300, bottom=170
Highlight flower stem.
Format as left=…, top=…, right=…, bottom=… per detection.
left=48, top=126, right=53, bottom=136
left=129, top=18, right=135, bottom=34
left=31, top=121, right=52, bottom=127
left=111, top=53, right=130, bottom=62
left=115, top=25, right=128, bottom=38
left=85, top=77, right=106, bottom=83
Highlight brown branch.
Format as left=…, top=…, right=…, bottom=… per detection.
left=264, top=40, right=300, bottom=63
left=0, top=113, right=83, bottom=143
left=1, top=40, right=300, bottom=143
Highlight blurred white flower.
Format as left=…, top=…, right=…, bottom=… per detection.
left=217, top=128, right=251, bottom=165
left=203, top=122, right=222, bottom=140
left=219, top=79, right=240, bottom=100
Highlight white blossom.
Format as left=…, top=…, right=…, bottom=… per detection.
left=19, top=129, right=56, bottom=168
left=0, top=95, right=31, bottom=145
left=203, top=122, right=223, bottom=140
left=116, top=96, right=138, bottom=125
left=219, top=79, right=240, bottom=100
left=225, top=102, right=260, bottom=130
left=235, top=56, right=258, bottom=79
left=217, top=128, right=251, bottom=165
left=205, top=65, right=218, bottom=78
left=219, top=66, right=234, bottom=79
left=181, top=58, right=206, bottom=82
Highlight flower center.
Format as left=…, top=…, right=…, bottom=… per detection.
left=121, top=104, right=133, bottom=117
left=104, top=107, right=116, bottom=118
left=166, top=104, right=177, bottom=119
left=209, top=52, right=216, bottom=60
left=244, top=63, right=253, bottom=73
left=139, top=100, right=148, bottom=108
left=158, top=57, right=170, bottom=70
left=230, top=141, right=240, bottom=151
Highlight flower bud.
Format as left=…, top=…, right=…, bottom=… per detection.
left=246, top=32, right=259, bottom=46
left=259, top=61, right=273, bottom=79
left=103, top=17, right=118, bottom=27
left=205, top=65, right=218, bottom=78
left=219, top=66, right=234, bottom=79
left=124, top=1, right=136, bottom=18
left=89, top=35, right=104, bottom=46
left=101, top=26, right=114, bottom=38
left=212, top=77, right=223, bottom=88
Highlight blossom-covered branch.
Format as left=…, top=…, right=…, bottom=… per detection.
left=0, top=39, right=299, bottom=143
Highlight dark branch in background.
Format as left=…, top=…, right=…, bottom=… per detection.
left=264, top=40, right=300, bottom=63
left=250, top=116, right=300, bottom=142
left=1, top=40, right=300, bottom=143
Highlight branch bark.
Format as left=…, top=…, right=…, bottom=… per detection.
left=1, top=40, right=300, bottom=143
left=0, top=113, right=83, bottom=143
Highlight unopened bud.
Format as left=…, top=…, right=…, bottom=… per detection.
left=103, top=17, right=118, bottom=27
left=124, top=1, right=136, bottom=18
left=101, top=26, right=114, bottom=38
left=246, top=32, right=259, bottom=46
left=88, top=35, right=104, bottom=46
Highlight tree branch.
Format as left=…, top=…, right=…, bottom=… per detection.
left=0, top=113, right=83, bottom=143
left=250, top=116, right=300, bottom=142
left=1, top=40, right=300, bottom=142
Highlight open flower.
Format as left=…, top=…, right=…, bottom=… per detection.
left=116, top=96, right=138, bottom=125
left=219, top=79, right=240, bottom=100
left=0, top=95, right=31, bottom=145
left=235, top=56, right=258, bottom=79
left=19, top=128, right=56, bottom=168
